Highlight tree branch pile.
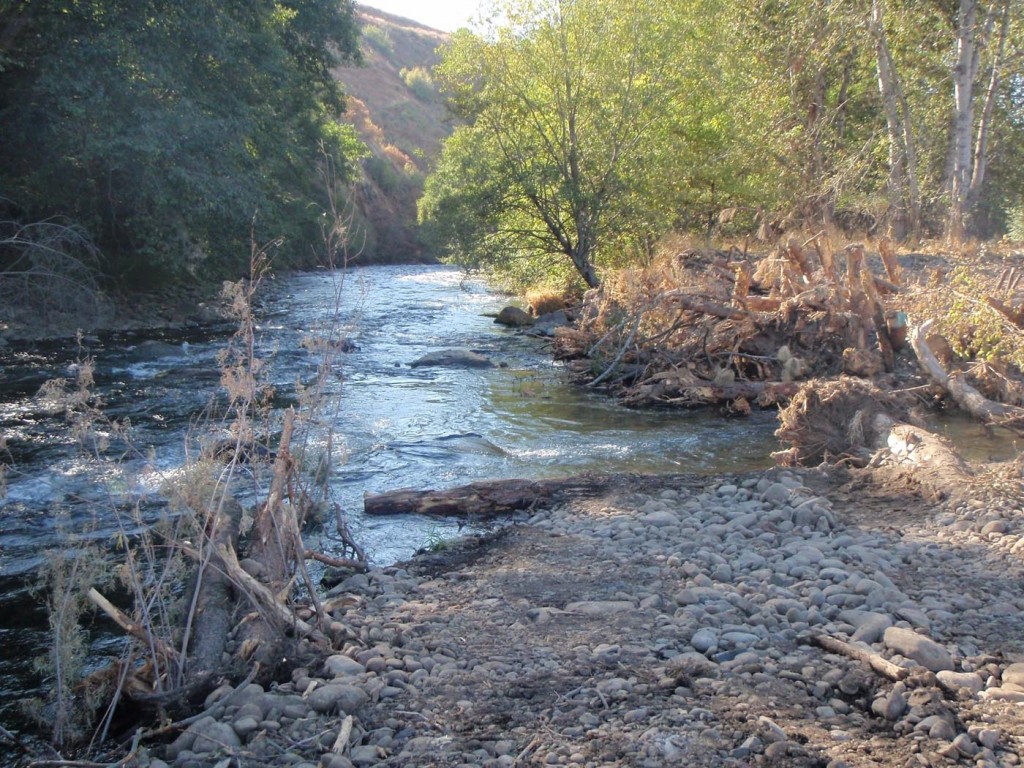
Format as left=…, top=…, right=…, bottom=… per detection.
left=554, top=241, right=1024, bottom=485
left=554, top=239, right=905, bottom=410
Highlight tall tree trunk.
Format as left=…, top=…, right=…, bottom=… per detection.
left=891, top=59, right=922, bottom=239
left=873, top=0, right=908, bottom=235
left=835, top=52, right=853, bottom=141
left=871, top=0, right=921, bottom=239
left=966, top=0, right=1010, bottom=212
left=948, top=0, right=980, bottom=242
left=946, top=0, right=1012, bottom=240
left=570, top=241, right=601, bottom=288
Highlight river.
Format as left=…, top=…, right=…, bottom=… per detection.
left=0, top=264, right=781, bottom=741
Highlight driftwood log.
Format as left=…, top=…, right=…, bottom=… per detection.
left=88, top=588, right=180, bottom=664
left=775, top=377, right=976, bottom=501
left=811, top=634, right=908, bottom=682
left=876, top=415, right=973, bottom=477
left=364, top=474, right=705, bottom=519
left=910, top=319, right=1024, bottom=429
left=185, top=495, right=245, bottom=680
left=364, top=477, right=616, bottom=518
left=869, top=413, right=976, bottom=501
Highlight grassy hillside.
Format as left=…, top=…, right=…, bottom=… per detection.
left=334, top=6, right=453, bottom=263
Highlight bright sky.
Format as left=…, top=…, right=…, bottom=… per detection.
left=360, top=1, right=482, bottom=32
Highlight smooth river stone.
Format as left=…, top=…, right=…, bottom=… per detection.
left=565, top=600, right=634, bottom=615
left=850, top=612, right=893, bottom=644
left=643, top=510, right=681, bottom=527
left=307, top=683, right=368, bottom=714
left=762, top=483, right=791, bottom=506
left=324, top=654, right=366, bottom=678
left=883, top=627, right=954, bottom=672
left=691, top=627, right=719, bottom=654
left=936, top=670, right=984, bottom=694
left=1002, top=662, right=1024, bottom=688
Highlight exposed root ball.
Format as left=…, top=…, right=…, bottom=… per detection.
left=776, top=377, right=913, bottom=465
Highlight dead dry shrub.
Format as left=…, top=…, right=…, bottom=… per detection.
left=31, top=213, right=364, bottom=753
left=382, top=142, right=414, bottom=171
left=897, top=247, right=1024, bottom=372
left=965, top=360, right=1024, bottom=406
left=345, top=97, right=387, bottom=146
left=653, top=231, right=700, bottom=260
left=572, top=247, right=753, bottom=388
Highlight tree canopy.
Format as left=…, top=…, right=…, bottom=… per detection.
left=0, top=0, right=363, bottom=286
left=422, top=0, right=1024, bottom=290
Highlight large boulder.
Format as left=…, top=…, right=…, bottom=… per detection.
left=494, top=306, right=534, bottom=327
left=307, top=683, right=369, bottom=714
left=409, top=349, right=493, bottom=368
left=883, top=626, right=954, bottom=672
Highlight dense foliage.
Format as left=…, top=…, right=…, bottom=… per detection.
left=0, top=0, right=363, bottom=286
left=421, top=0, right=1024, bottom=290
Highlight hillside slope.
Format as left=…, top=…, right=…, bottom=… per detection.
left=334, top=6, right=453, bottom=262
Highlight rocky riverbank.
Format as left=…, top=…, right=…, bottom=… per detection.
left=122, top=467, right=1023, bottom=768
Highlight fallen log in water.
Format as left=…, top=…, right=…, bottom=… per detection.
left=776, top=378, right=977, bottom=500
left=867, top=414, right=976, bottom=501
left=775, top=378, right=911, bottom=465
left=876, top=416, right=974, bottom=478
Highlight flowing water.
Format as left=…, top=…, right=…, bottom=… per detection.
left=0, top=264, right=784, bottom=739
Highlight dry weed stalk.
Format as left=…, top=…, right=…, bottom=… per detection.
left=35, top=199, right=365, bottom=753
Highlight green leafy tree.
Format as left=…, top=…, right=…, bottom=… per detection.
left=421, top=0, right=725, bottom=289
left=0, top=0, right=362, bottom=286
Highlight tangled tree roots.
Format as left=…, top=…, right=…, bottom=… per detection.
left=775, top=377, right=914, bottom=466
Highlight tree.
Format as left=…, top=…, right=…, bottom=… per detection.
left=870, top=0, right=923, bottom=238
left=946, top=0, right=1015, bottom=241
left=421, top=0, right=722, bottom=289
left=0, top=0, right=363, bottom=286
left=724, top=0, right=891, bottom=231
left=423, top=0, right=1024, bottom=262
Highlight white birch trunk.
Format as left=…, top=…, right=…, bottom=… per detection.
left=948, top=0, right=979, bottom=241
left=967, top=0, right=1011, bottom=210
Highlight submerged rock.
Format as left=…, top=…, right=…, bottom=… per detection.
left=128, top=339, right=186, bottom=361
left=409, top=349, right=493, bottom=368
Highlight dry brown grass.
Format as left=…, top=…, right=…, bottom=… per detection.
left=344, top=97, right=387, bottom=146
left=334, top=8, right=450, bottom=167
left=525, top=288, right=568, bottom=316
left=381, top=143, right=415, bottom=172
